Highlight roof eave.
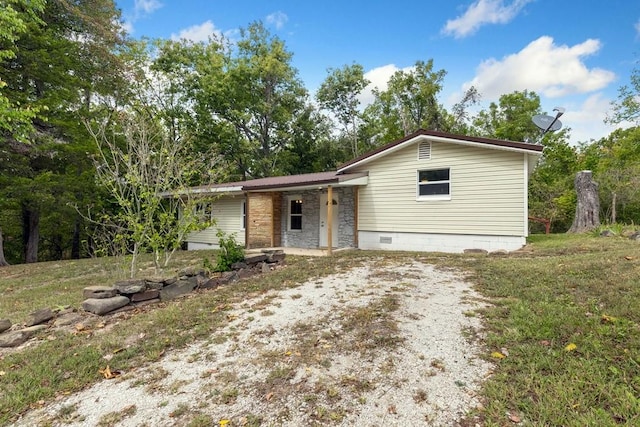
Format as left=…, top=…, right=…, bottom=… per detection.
left=338, top=133, right=542, bottom=173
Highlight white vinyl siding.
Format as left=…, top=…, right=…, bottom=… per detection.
left=352, top=141, right=527, bottom=236
left=187, top=195, right=246, bottom=246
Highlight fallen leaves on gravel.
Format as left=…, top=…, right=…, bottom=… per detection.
left=98, top=365, right=120, bottom=379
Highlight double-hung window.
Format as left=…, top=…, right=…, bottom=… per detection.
left=417, top=168, right=451, bottom=200
left=289, top=198, right=303, bottom=230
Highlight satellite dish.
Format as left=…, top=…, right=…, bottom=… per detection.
left=531, top=107, right=565, bottom=143
left=532, top=114, right=562, bottom=132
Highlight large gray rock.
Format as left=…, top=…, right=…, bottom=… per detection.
left=26, top=308, right=54, bottom=327
left=230, top=261, right=247, bottom=270
left=244, top=254, right=268, bottom=265
left=0, top=319, right=11, bottom=333
left=200, top=277, right=220, bottom=289
left=113, top=279, right=147, bottom=294
left=21, top=325, right=48, bottom=334
left=463, top=248, right=488, bottom=254
left=53, top=313, right=83, bottom=327
left=83, top=286, right=117, bottom=299
left=145, top=278, right=165, bottom=290
left=266, top=252, right=285, bottom=263
left=629, top=231, right=640, bottom=241
left=130, top=289, right=160, bottom=302
left=160, top=280, right=196, bottom=301
left=82, top=296, right=130, bottom=315
left=0, top=331, right=29, bottom=347
left=178, top=266, right=204, bottom=277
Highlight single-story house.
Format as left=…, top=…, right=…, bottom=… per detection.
left=185, top=129, right=543, bottom=253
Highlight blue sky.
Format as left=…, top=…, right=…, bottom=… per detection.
left=117, top=0, right=640, bottom=144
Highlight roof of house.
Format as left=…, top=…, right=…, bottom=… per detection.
left=175, top=129, right=540, bottom=196
left=182, top=171, right=368, bottom=195
left=338, top=128, right=543, bottom=172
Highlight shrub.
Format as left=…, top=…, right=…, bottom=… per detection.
left=214, top=230, right=244, bottom=272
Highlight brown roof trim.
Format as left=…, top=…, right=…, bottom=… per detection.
left=183, top=171, right=368, bottom=194
left=338, top=129, right=543, bottom=171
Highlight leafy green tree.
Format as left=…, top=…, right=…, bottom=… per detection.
left=0, top=0, right=44, bottom=141
left=361, top=59, right=455, bottom=146
left=161, top=22, right=310, bottom=180
left=316, top=63, right=369, bottom=157
left=0, top=0, right=126, bottom=263
left=528, top=135, right=579, bottom=231
left=472, top=90, right=543, bottom=142
left=608, top=61, right=640, bottom=125
left=581, top=127, right=640, bottom=224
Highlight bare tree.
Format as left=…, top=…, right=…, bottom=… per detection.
left=88, top=109, right=218, bottom=277
left=568, top=171, right=600, bottom=233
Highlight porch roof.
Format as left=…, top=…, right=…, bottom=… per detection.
left=185, top=171, right=368, bottom=195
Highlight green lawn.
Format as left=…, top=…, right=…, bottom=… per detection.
left=1, top=235, right=639, bottom=426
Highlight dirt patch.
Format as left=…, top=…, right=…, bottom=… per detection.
left=11, top=260, right=491, bottom=426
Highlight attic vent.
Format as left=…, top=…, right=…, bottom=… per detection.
left=418, top=141, right=431, bottom=160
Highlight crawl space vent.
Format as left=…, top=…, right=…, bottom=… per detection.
left=379, top=236, right=393, bottom=244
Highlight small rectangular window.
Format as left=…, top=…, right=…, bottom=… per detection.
left=417, top=168, right=450, bottom=199
left=289, top=198, right=303, bottom=230
left=241, top=201, right=246, bottom=230
left=195, top=202, right=213, bottom=219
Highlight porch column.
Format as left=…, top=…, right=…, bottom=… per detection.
left=327, top=185, right=333, bottom=255
left=245, top=193, right=250, bottom=249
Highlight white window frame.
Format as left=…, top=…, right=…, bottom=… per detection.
left=195, top=202, right=213, bottom=219
left=287, top=195, right=303, bottom=231
left=241, top=200, right=246, bottom=230
left=416, top=168, right=451, bottom=201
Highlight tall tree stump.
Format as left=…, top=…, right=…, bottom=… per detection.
left=0, top=227, right=9, bottom=267
left=568, top=170, right=600, bottom=233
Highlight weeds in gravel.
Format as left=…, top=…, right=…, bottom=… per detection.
left=0, top=252, right=365, bottom=425
left=96, top=404, right=136, bottom=427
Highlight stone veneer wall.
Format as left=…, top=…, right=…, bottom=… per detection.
left=280, top=187, right=355, bottom=249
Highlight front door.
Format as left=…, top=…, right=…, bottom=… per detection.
left=319, top=193, right=339, bottom=248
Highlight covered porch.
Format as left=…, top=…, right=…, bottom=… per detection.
left=242, top=172, right=367, bottom=254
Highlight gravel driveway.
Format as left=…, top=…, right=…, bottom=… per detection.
left=12, top=260, right=491, bottom=426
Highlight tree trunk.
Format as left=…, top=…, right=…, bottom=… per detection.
left=0, top=227, right=9, bottom=267
left=72, top=216, right=81, bottom=259
left=611, top=192, right=617, bottom=224
left=568, top=170, right=600, bottom=233
left=22, top=206, right=40, bottom=263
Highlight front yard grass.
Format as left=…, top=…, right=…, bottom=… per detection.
left=1, top=234, right=639, bottom=426
left=462, top=234, right=640, bottom=426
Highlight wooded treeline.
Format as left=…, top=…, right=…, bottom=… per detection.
left=1, top=0, right=639, bottom=264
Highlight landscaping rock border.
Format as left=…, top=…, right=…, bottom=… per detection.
left=0, top=250, right=285, bottom=349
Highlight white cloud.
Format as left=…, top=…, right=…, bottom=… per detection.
left=171, top=21, right=221, bottom=43
left=442, top=0, right=534, bottom=39
left=635, top=18, right=640, bottom=37
left=266, top=11, right=288, bottom=30
left=135, top=0, right=162, bottom=15
left=120, top=20, right=134, bottom=35
left=357, top=64, right=414, bottom=107
left=564, top=93, right=634, bottom=144
left=460, top=36, right=616, bottom=100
